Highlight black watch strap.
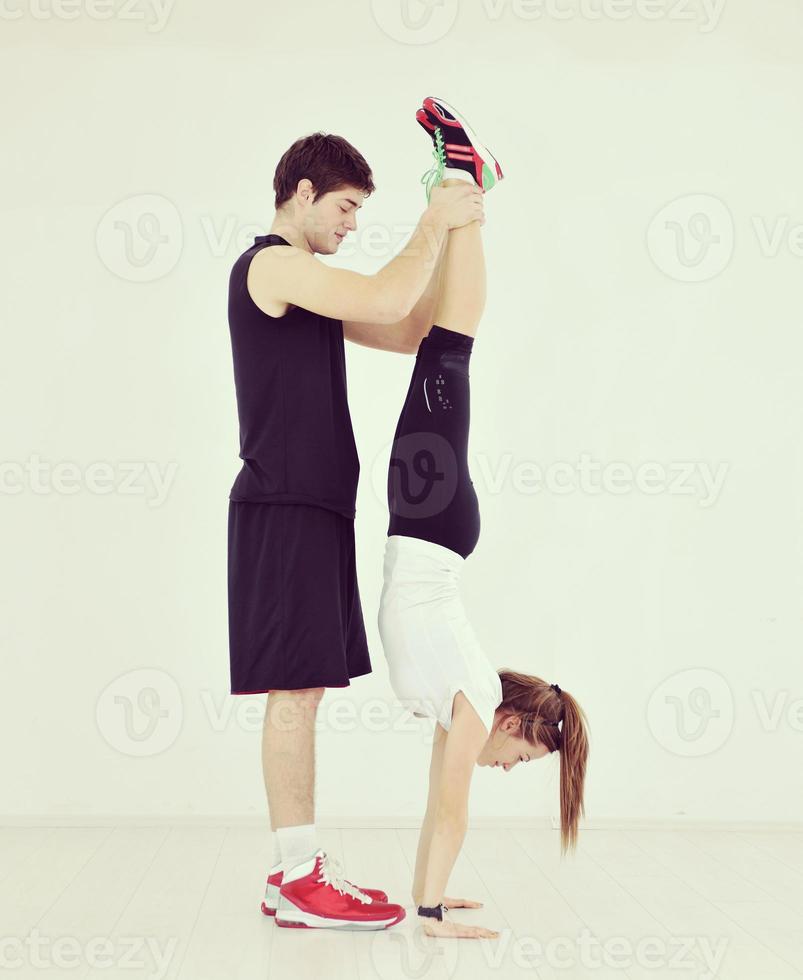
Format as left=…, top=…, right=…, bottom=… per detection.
left=417, top=903, right=446, bottom=921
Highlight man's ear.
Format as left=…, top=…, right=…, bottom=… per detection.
left=296, top=178, right=313, bottom=204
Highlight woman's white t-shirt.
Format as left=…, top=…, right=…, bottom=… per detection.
left=378, top=534, right=503, bottom=734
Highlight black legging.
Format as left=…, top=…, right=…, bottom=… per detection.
left=386, top=324, right=480, bottom=559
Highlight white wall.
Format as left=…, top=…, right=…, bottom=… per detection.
left=2, top=0, right=802, bottom=827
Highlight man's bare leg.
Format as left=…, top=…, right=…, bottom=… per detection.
left=262, top=687, right=324, bottom=830
left=431, top=178, right=487, bottom=340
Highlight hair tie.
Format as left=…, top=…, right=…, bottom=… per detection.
left=550, top=683, right=562, bottom=695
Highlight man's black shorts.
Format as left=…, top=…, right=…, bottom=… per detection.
left=227, top=501, right=372, bottom=693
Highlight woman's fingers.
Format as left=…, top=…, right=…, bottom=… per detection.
left=421, top=916, right=500, bottom=939
left=455, top=923, right=500, bottom=939
left=443, top=895, right=484, bottom=908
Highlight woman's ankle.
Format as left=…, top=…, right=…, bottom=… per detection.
left=440, top=176, right=477, bottom=189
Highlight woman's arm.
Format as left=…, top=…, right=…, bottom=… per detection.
left=416, top=692, right=488, bottom=908
left=411, top=724, right=448, bottom=905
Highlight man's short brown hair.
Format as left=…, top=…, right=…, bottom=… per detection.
left=273, top=132, right=375, bottom=210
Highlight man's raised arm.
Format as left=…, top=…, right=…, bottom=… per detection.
left=248, top=184, right=483, bottom=328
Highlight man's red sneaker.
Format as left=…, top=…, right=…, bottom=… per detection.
left=260, top=853, right=388, bottom=916
left=416, top=96, right=504, bottom=199
left=273, top=849, right=405, bottom=931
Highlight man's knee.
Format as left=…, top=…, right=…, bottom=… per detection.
left=266, top=688, right=325, bottom=723
left=269, top=686, right=325, bottom=700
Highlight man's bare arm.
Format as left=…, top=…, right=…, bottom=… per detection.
left=343, top=233, right=447, bottom=354
left=248, top=183, right=480, bottom=327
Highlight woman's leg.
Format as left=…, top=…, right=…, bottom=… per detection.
left=431, top=178, right=487, bottom=340
left=386, top=179, right=483, bottom=558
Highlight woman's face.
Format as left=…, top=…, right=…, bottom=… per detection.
left=476, top=713, right=550, bottom=771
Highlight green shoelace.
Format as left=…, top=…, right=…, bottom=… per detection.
left=420, top=126, right=446, bottom=203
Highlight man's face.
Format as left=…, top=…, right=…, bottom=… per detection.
left=298, top=180, right=365, bottom=255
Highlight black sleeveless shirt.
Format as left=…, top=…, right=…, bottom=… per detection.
left=227, top=234, right=360, bottom=518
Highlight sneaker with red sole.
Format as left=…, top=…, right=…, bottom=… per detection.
left=274, top=848, right=405, bottom=930
left=260, top=854, right=389, bottom=917
left=416, top=96, right=504, bottom=201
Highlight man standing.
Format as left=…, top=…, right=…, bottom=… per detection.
left=227, top=128, right=483, bottom=930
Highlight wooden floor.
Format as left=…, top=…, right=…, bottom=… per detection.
left=1, top=826, right=801, bottom=979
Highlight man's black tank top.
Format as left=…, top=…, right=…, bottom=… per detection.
left=227, top=234, right=360, bottom=518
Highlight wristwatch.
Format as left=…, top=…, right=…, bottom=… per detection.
left=417, top=902, right=447, bottom=921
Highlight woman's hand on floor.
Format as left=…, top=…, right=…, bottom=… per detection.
left=418, top=915, right=500, bottom=940
left=442, top=895, right=483, bottom=909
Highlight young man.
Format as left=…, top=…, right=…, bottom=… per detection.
left=227, top=103, right=494, bottom=931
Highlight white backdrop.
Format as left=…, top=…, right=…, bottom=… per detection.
left=2, top=0, right=801, bottom=827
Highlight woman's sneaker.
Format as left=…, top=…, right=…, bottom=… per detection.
left=416, top=96, right=504, bottom=200
left=274, top=849, right=405, bottom=930
left=260, top=855, right=388, bottom=916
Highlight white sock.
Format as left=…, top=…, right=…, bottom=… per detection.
left=276, top=823, right=318, bottom=872
left=271, top=833, right=282, bottom=870
left=442, top=166, right=477, bottom=186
